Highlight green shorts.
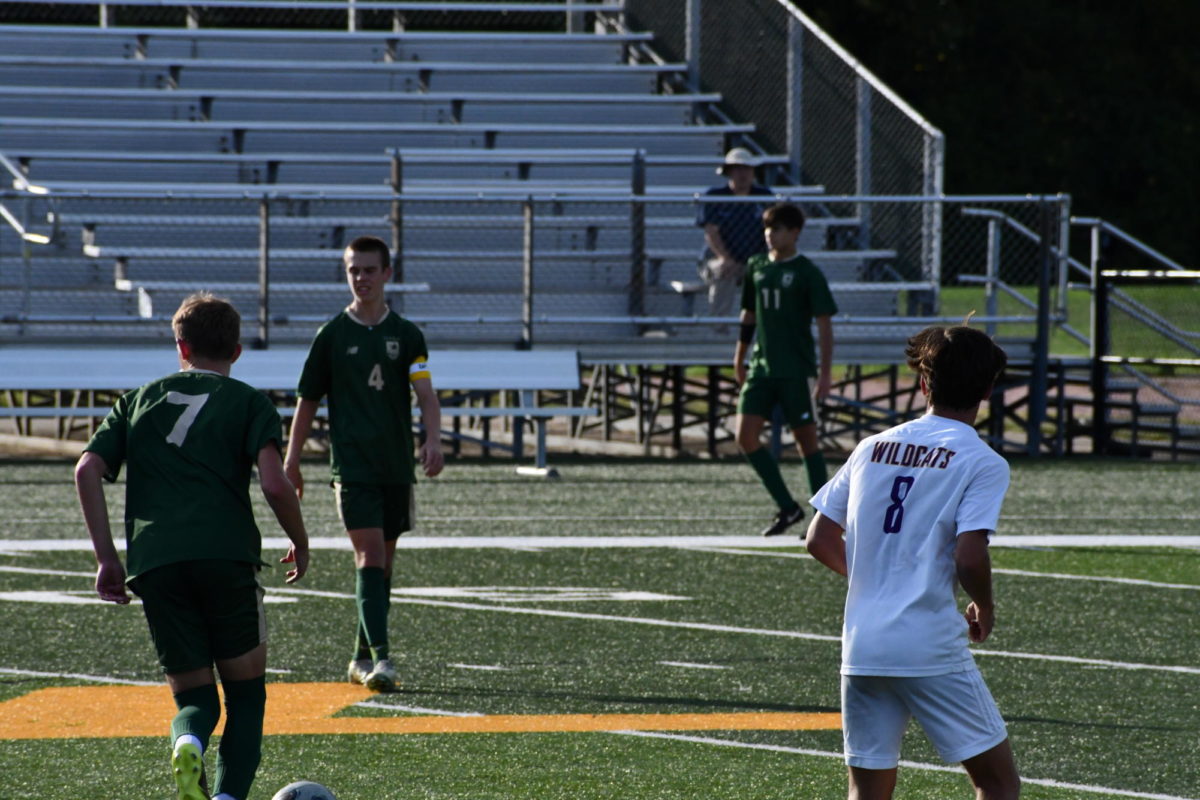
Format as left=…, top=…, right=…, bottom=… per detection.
left=129, top=560, right=266, bottom=675
left=737, top=375, right=819, bottom=429
left=334, top=482, right=415, bottom=541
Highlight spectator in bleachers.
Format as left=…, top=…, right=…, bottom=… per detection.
left=697, top=147, right=775, bottom=318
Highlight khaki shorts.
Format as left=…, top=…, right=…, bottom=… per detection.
left=335, top=482, right=415, bottom=541
left=129, top=559, right=266, bottom=675
left=737, top=375, right=819, bottom=429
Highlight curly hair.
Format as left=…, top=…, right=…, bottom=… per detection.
left=904, top=325, right=1007, bottom=410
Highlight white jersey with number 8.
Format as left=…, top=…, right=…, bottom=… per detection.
left=811, top=413, right=1010, bottom=677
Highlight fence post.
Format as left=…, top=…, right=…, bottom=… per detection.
left=629, top=150, right=646, bottom=318
left=256, top=196, right=270, bottom=349
left=855, top=77, right=873, bottom=247
left=685, top=0, right=701, bottom=92
left=521, top=197, right=534, bottom=350
left=786, top=15, right=803, bottom=185
left=347, top=0, right=359, bottom=32
left=98, top=3, right=109, bottom=28
left=985, top=218, right=1000, bottom=338
left=1090, top=223, right=1110, bottom=455
left=389, top=150, right=404, bottom=311
left=1026, top=198, right=1054, bottom=456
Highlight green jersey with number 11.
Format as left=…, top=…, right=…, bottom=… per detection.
left=741, top=252, right=838, bottom=379
left=297, top=309, right=430, bottom=484
left=84, top=370, right=282, bottom=581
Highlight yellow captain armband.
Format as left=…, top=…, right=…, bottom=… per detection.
left=408, top=357, right=431, bottom=382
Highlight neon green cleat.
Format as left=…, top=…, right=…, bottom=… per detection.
left=171, top=742, right=210, bottom=800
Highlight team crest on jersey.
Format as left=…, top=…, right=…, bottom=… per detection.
left=385, top=339, right=400, bottom=360
left=782, top=272, right=795, bottom=287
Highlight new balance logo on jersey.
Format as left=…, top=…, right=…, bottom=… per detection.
left=346, top=346, right=359, bottom=355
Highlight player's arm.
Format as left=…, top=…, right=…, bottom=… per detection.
left=704, top=223, right=736, bottom=266
left=412, top=377, right=444, bottom=478
left=734, top=308, right=756, bottom=385
left=74, top=451, right=129, bottom=604
left=815, top=313, right=834, bottom=401
left=258, top=443, right=309, bottom=584
left=282, top=397, right=320, bottom=499
left=805, top=511, right=847, bottom=577
left=955, top=530, right=995, bottom=642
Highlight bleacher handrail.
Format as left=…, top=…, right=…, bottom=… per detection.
left=15, top=0, right=626, bottom=31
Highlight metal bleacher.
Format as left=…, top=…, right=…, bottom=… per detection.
left=0, top=11, right=905, bottom=360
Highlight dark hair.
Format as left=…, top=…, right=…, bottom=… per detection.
left=904, top=325, right=1007, bottom=410
left=172, top=292, right=240, bottom=361
left=345, top=235, right=390, bottom=267
left=762, top=203, right=806, bottom=233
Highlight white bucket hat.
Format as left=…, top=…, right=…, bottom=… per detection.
left=717, top=146, right=760, bottom=174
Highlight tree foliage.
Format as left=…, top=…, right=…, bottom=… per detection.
left=808, top=0, right=1200, bottom=266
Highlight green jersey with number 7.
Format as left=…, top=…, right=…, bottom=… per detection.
left=83, top=369, right=283, bottom=581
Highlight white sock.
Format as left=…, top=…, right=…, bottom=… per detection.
left=173, top=733, right=203, bottom=755
left=213, top=794, right=238, bottom=800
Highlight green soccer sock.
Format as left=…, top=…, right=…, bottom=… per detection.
left=804, top=451, right=828, bottom=498
left=170, top=683, right=220, bottom=754
left=212, top=675, right=266, bottom=800
left=744, top=446, right=797, bottom=511
left=354, top=567, right=392, bottom=661
left=356, top=566, right=390, bottom=662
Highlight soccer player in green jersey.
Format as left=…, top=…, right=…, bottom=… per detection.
left=734, top=203, right=838, bottom=536
left=75, top=293, right=310, bottom=800
left=284, top=235, right=443, bottom=693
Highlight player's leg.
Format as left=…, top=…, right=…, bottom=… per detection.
left=783, top=377, right=828, bottom=498
left=359, top=483, right=413, bottom=692
left=961, top=739, right=1020, bottom=800
left=337, top=483, right=397, bottom=689
left=903, top=670, right=1016, bottom=799
left=131, top=565, right=219, bottom=800
left=848, top=767, right=898, bottom=800
left=202, top=561, right=269, bottom=800
left=842, top=675, right=909, bottom=800
left=737, top=380, right=803, bottom=535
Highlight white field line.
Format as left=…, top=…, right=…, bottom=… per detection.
left=0, top=666, right=158, bottom=686
left=4, top=534, right=1200, bottom=552
left=266, top=587, right=1200, bottom=677
left=2, top=664, right=1192, bottom=799
left=448, top=663, right=511, bottom=672
left=658, top=661, right=731, bottom=670
left=614, top=731, right=1199, bottom=800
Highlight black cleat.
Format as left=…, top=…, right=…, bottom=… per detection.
left=761, top=504, right=805, bottom=537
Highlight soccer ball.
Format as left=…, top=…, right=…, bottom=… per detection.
left=271, top=781, right=338, bottom=800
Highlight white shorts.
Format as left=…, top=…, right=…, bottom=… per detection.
left=841, top=668, right=1008, bottom=769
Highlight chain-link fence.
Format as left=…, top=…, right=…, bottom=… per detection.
left=3, top=189, right=1076, bottom=356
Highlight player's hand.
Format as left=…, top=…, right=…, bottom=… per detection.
left=816, top=373, right=833, bottom=402
left=284, top=460, right=304, bottom=500
left=95, top=559, right=130, bottom=604
left=281, top=545, right=309, bottom=584
left=965, top=601, right=994, bottom=643
left=420, top=441, right=444, bottom=478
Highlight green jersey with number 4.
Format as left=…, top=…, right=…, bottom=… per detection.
left=297, top=310, right=430, bottom=484
left=84, top=370, right=282, bottom=581
left=741, top=252, right=838, bottom=379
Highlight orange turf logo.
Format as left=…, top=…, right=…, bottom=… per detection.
left=0, top=683, right=841, bottom=739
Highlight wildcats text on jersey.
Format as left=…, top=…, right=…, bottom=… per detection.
left=869, top=440, right=956, bottom=469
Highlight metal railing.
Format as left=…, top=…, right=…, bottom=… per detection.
left=5, top=0, right=626, bottom=32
